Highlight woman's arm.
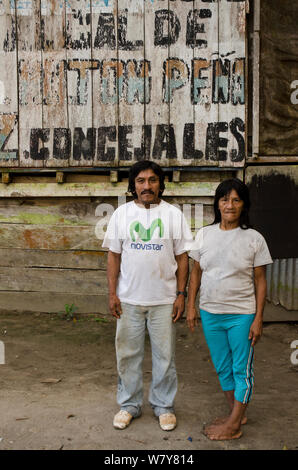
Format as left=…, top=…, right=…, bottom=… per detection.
left=249, top=265, right=267, bottom=346
left=186, top=260, right=202, bottom=332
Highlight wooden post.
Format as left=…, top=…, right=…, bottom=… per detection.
left=173, top=170, right=181, bottom=183
left=2, top=172, right=11, bottom=184
left=56, top=171, right=65, bottom=184
left=110, top=170, right=118, bottom=183
left=252, top=0, right=261, bottom=161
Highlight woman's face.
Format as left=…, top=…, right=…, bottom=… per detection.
left=218, top=189, right=244, bottom=226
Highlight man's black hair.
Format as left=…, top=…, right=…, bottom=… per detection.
left=128, top=160, right=165, bottom=199
left=212, top=178, right=252, bottom=229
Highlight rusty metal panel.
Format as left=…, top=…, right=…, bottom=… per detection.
left=246, top=165, right=298, bottom=259
left=267, top=258, right=298, bottom=311
left=259, top=0, right=298, bottom=157
left=247, top=164, right=298, bottom=312
left=0, top=0, right=247, bottom=168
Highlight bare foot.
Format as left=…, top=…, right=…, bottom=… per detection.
left=203, top=422, right=243, bottom=441
left=212, top=415, right=247, bottom=426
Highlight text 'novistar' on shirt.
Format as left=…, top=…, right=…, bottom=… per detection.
left=130, top=243, right=163, bottom=251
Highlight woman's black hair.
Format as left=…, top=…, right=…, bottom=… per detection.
left=212, top=178, right=252, bottom=229
left=128, top=160, right=165, bottom=199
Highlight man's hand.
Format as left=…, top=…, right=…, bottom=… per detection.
left=186, top=305, right=198, bottom=332
left=109, top=293, right=122, bottom=319
left=172, top=295, right=185, bottom=323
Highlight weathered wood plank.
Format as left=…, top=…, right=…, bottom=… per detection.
left=91, top=0, right=118, bottom=167
left=0, top=202, right=98, bottom=226
left=42, top=1, right=69, bottom=168
left=0, top=266, right=107, bottom=294
left=193, top=0, right=218, bottom=167
left=0, top=223, right=101, bottom=250
left=144, top=0, right=170, bottom=166
left=0, top=0, right=18, bottom=167
left=0, top=291, right=109, bottom=314
left=118, top=0, right=145, bottom=165
left=218, top=0, right=246, bottom=167
left=0, top=181, right=219, bottom=197
left=67, top=0, right=94, bottom=167
left=0, top=248, right=107, bottom=270
left=168, top=1, right=193, bottom=166
left=17, top=1, right=43, bottom=168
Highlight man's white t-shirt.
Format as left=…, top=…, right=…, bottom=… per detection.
left=102, top=200, right=193, bottom=306
left=188, top=224, right=273, bottom=314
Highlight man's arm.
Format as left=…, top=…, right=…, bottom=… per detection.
left=249, top=265, right=267, bottom=346
left=107, top=250, right=122, bottom=319
left=172, top=252, right=189, bottom=323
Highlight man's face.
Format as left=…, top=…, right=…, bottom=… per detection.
left=134, top=169, right=161, bottom=207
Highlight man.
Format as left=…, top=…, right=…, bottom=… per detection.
left=102, top=160, right=192, bottom=431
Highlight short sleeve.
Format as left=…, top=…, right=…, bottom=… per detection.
left=102, top=209, right=123, bottom=254
left=188, top=227, right=204, bottom=262
left=253, top=234, right=273, bottom=267
left=173, top=213, right=194, bottom=255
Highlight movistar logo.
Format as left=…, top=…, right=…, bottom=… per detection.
left=130, top=218, right=164, bottom=242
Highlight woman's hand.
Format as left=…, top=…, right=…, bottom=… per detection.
left=186, top=305, right=199, bottom=332
left=248, top=317, right=263, bottom=346
left=250, top=265, right=267, bottom=346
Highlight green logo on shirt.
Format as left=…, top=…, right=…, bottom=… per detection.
left=130, top=218, right=164, bottom=242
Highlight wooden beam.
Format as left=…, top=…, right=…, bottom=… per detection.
left=0, top=182, right=219, bottom=197
left=247, top=157, right=298, bottom=163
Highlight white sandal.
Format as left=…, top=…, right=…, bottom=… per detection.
left=159, top=413, right=177, bottom=431
left=113, top=410, right=133, bottom=429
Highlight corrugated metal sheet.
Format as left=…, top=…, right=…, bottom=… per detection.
left=266, top=258, right=298, bottom=311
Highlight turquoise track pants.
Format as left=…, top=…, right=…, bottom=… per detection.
left=200, top=309, right=255, bottom=404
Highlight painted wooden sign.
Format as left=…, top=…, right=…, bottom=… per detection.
left=0, top=0, right=246, bottom=168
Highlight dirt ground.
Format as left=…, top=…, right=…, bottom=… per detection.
left=0, top=310, right=297, bottom=452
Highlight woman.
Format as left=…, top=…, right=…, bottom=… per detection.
left=187, top=178, right=273, bottom=441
